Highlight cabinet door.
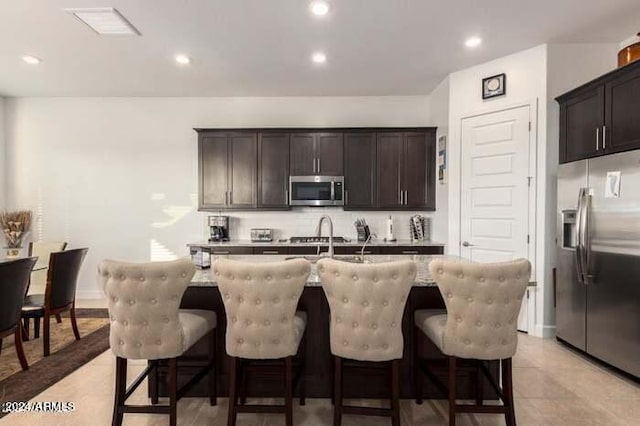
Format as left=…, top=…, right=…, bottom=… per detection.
left=560, top=87, right=604, bottom=163
left=404, top=132, right=435, bottom=210
left=258, top=133, right=290, bottom=209
left=290, top=133, right=316, bottom=175
left=228, top=133, right=257, bottom=208
left=344, top=132, right=376, bottom=209
left=199, top=134, right=229, bottom=209
left=376, top=133, right=403, bottom=208
left=316, top=133, right=344, bottom=175
left=605, top=68, right=640, bottom=154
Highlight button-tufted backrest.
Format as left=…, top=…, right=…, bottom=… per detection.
left=428, top=258, right=531, bottom=360
left=98, top=258, right=195, bottom=360
left=317, top=259, right=416, bottom=362
left=213, top=258, right=311, bottom=359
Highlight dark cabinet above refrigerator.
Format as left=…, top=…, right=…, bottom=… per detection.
left=556, top=60, right=640, bottom=163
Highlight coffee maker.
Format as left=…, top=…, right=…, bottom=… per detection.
left=208, top=215, right=230, bottom=242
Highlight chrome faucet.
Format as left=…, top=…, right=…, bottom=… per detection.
left=315, top=215, right=334, bottom=258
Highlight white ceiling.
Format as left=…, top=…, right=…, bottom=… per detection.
left=1, top=0, right=639, bottom=97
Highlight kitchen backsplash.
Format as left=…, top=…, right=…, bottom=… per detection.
left=201, top=208, right=439, bottom=242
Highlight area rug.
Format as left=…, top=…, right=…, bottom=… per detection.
left=0, top=309, right=110, bottom=418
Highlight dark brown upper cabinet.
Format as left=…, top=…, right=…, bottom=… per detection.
left=257, top=133, right=290, bottom=209
left=198, top=131, right=257, bottom=210
left=559, top=87, right=604, bottom=163
left=376, top=131, right=435, bottom=211
left=197, top=127, right=436, bottom=211
left=605, top=67, right=640, bottom=154
left=557, top=61, right=640, bottom=163
left=344, top=132, right=376, bottom=209
left=290, top=132, right=343, bottom=175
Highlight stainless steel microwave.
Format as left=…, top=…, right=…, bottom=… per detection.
left=289, top=176, right=344, bottom=206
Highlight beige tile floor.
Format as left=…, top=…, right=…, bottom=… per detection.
left=2, top=333, right=638, bottom=425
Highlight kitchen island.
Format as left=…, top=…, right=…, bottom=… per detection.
left=152, top=254, right=498, bottom=400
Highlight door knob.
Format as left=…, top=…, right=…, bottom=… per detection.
left=462, top=241, right=474, bottom=247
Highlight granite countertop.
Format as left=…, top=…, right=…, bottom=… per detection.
left=188, top=239, right=445, bottom=248
left=191, top=254, right=445, bottom=288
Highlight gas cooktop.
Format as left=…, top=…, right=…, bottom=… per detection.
left=289, top=236, right=350, bottom=244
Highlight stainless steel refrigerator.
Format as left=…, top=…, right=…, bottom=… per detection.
left=557, top=150, right=640, bottom=378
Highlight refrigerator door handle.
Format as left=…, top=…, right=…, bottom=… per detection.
left=581, top=188, right=593, bottom=283
left=575, top=189, right=585, bottom=283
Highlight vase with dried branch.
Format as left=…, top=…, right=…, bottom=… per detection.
left=1, top=210, right=32, bottom=258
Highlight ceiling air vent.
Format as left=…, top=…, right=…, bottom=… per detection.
left=65, top=7, right=141, bottom=35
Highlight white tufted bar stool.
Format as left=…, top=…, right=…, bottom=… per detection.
left=214, top=258, right=311, bottom=426
left=98, top=258, right=217, bottom=426
left=414, top=258, right=531, bottom=426
left=317, top=258, right=417, bottom=426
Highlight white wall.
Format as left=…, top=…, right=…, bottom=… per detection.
left=0, top=97, right=5, bottom=208
left=4, top=96, right=437, bottom=298
left=427, top=77, right=450, bottom=243
left=447, top=45, right=549, bottom=336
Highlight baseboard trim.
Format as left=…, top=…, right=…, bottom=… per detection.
left=534, top=324, right=556, bottom=338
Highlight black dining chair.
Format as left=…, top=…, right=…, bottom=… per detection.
left=0, top=257, right=38, bottom=370
left=21, top=248, right=88, bottom=356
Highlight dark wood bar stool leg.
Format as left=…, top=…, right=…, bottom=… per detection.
left=34, top=318, right=40, bottom=339
left=448, top=356, right=457, bottom=426
left=150, top=360, right=159, bottom=405
left=285, top=356, right=293, bottom=426
left=391, top=359, right=400, bottom=426
left=476, top=360, right=484, bottom=406
left=333, top=356, right=343, bottom=426
left=168, top=358, right=177, bottom=426
left=502, top=358, right=516, bottom=426
left=414, top=324, right=423, bottom=404
left=112, top=357, right=127, bottom=426
left=209, top=330, right=217, bottom=406
left=55, top=314, right=62, bottom=323
left=227, top=356, right=238, bottom=426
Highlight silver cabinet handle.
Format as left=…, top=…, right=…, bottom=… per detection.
left=462, top=241, right=474, bottom=247
left=404, top=190, right=408, bottom=205
left=596, top=128, right=600, bottom=151
left=345, top=190, right=349, bottom=204
left=603, top=125, right=607, bottom=149
left=261, top=250, right=280, bottom=254
left=402, top=250, right=419, bottom=254
left=212, top=251, right=230, bottom=255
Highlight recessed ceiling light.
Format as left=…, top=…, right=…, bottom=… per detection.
left=465, top=36, right=482, bottom=48
left=310, top=1, right=330, bottom=16
left=22, top=55, right=42, bottom=65
left=311, top=52, right=327, bottom=64
left=174, top=54, right=191, bottom=65
left=65, top=7, right=141, bottom=35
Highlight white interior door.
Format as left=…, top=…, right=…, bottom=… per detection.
left=460, top=105, right=532, bottom=332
